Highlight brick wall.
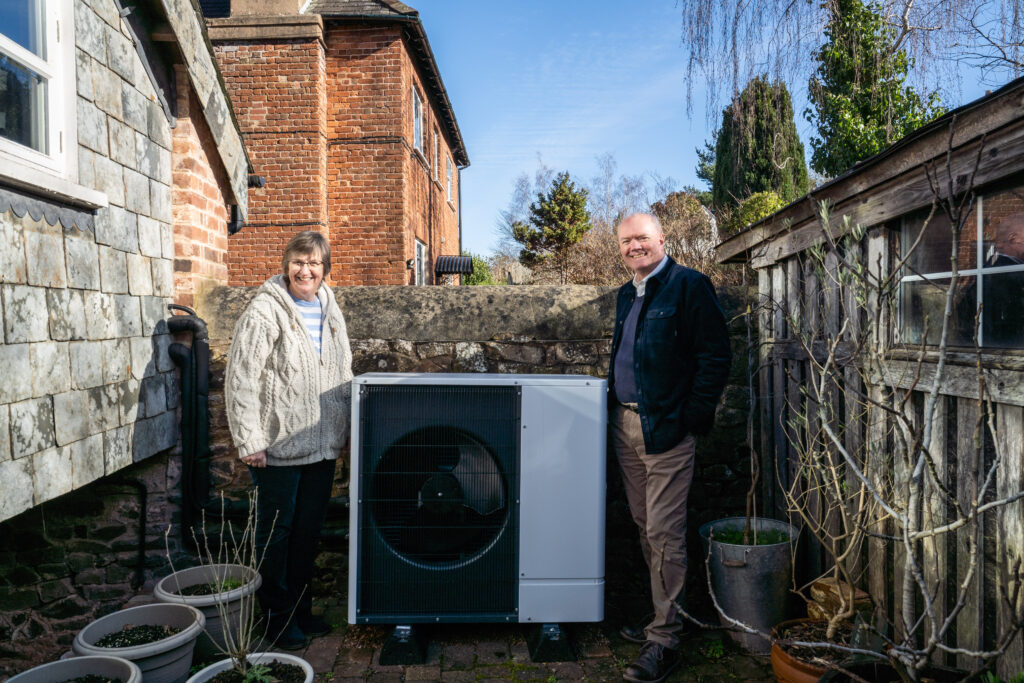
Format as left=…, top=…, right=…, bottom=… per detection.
left=325, top=25, right=406, bottom=285
left=172, top=67, right=233, bottom=307
left=400, top=37, right=461, bottom=285
left=208, top=17, right=464, bottom=286
left=212, top=36, right=329, bottom=285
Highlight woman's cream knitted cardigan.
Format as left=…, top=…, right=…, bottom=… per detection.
left=225, top=275, right=353, bottom=466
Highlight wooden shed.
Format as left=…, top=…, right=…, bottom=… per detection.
left=717, top=77, right=1024, bottom=676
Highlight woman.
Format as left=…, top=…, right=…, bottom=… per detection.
left=225, top=231, right=353, bottom=649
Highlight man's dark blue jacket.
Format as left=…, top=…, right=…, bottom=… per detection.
left=608, top=257, right=732, bottom=454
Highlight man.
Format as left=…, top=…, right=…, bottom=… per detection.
left=609, top=213, right=731, bottom=682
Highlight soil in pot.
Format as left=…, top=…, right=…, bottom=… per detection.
left=62, top=677, right=126, bottom=683
left=207, top=662, right=305, bottom=683
left=93, top=625, right=183, bottom=648
left=709, top=527, right=790, bottom=545
left=774, top=619, right=853, bottom=672
left=172, top=578, right=245, bottom=597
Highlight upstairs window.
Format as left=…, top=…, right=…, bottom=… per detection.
left=899, top=186, right=1024, bottom=349
left=432, top=128, right=439, bottom=180
left=446, top=155, right=453, bottom=203
left=415, top=239, right=426, bottom=286
left=0, top=0, right=73, bottom=176
left=412, top=87, right=423, bottom=154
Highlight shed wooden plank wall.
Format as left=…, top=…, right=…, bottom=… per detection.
left=753, top=229, right=1024, bottom=677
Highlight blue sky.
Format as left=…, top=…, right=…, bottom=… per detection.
left=413, top=1, right=994, bottom=257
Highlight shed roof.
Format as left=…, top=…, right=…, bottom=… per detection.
left=303, top=0, right=469, bottom=167
left=716, top=75, right=1024, bottom=267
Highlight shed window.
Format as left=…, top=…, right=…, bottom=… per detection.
left=0, top=0, right=74, bottom=176
left=899, top=187, right=1024, bottom=348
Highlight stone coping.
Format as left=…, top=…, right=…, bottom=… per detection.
left=199, top=285, right=618, bottom=343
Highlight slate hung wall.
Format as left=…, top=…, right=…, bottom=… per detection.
left=0, top=0, right=247, bottom=524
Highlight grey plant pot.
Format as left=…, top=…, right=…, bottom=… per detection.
left=153, top=564, right=262, bottom=660
left=7, top=656, right=142, bottom=683
left=185, top=652, right=313, bottom=683
left=72, top=603, right=205, bottom=683
left=698, top=516, right=798, bottom=654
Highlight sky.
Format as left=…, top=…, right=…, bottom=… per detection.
left=412, top=1, right=996, bottom=257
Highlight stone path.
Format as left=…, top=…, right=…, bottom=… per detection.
left=272, top=601, right=775, bottom=682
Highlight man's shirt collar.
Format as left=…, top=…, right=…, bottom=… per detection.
left=633, top=256, right=669, bottom=297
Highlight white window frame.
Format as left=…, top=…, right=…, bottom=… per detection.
left=412, top=87, right=423, bottom=154
left=898, top=194, right=1024, bottom=348
left=445, top=155, right=453, bottom=204
left=0, top=0, right=96, bottom=205
left=415, top=239, right=426, bottom=286
left=432, top=128, right=439, bottom=181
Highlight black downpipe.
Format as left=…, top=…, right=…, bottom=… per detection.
left=168, top=305, right=249, bottom=542
left=166, top=305, right=348, bottom=546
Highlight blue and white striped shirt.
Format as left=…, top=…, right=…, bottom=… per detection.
left=290, top=294, right=323, bottom=355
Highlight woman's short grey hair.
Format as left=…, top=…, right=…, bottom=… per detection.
left=282, top=231, right=332, bottom=280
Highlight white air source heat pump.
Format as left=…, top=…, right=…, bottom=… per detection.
left=348, top=373, right=606, bottom=625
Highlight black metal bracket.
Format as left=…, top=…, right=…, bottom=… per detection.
left=379, top=625, right=427, bottom=665
left=527, top=623, right=574, bottom=662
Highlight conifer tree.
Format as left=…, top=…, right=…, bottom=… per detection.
left=711, top=76, right=809, bottom=209
left=512, top=172, right=593, bottom=284
left=806, top=0, right=945, bottom=177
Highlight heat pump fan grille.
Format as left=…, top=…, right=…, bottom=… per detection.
left=357, top=384, right=520, bottom=621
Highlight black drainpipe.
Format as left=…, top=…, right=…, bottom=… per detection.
left=167, top=305, right=249, bottom=542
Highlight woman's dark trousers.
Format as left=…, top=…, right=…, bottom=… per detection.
left=249, top=458, right=336, bottom=630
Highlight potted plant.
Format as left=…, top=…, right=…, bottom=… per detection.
left=698, top=515, right=798, bottom=654
left=6, top=655, right=142, bottom=683
left=71, top=602, right=205, bottom=683
left=154, top=562, right=262, bottom=660
left=174, top=491, right=312, bottom=683
left=694, top=282, right=798, bottom=654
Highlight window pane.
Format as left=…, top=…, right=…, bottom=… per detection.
left=0, top=54, right=48, bottom=153
left=900, top=276, right=978, bottom=346
left=982, top=187, right=1024, bottom=268
left=0, top=0, right=46, bottom=59
left=982, top=270, right=1024, bottom=348
left=902, top=208, right=977, bottom=275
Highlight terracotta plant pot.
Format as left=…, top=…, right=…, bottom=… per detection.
left=6, top=655, right=142, bottom=683
left=185, top=652, right=314, bottom=683
left=154, top=563, right=261, bottom=660
left=72, top=603, right=205, bottom=683
left=770, top=618, right=829, bottom=683
left=817, top=658, right=968, bottom=682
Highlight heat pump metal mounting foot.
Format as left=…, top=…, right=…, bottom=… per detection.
left=527, top=623, right=574, bottom=662
left=379, top=625, right=426, bottom=665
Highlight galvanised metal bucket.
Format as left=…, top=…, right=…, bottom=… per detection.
left=699, top=517, right=797, bottom=654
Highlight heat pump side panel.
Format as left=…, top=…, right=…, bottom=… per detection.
left=518, top=382, right=606, bottom=622
left=347, top=389, right=363, bottom=626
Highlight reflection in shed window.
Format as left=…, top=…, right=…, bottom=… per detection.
left=899, top=187, right=1024, bottom=348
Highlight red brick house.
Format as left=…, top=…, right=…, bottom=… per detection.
left=200, top=0, right=469, bottom=285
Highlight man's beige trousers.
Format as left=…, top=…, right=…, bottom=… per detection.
left=611, top=404, right=697, bottom=650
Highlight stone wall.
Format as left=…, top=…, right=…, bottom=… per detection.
left=0, top=452, right=187, bottom=677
